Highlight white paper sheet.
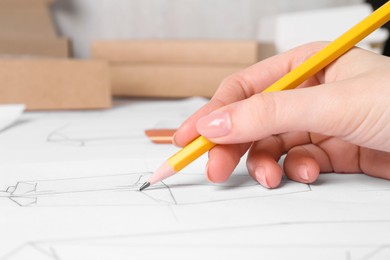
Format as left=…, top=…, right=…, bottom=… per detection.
left=0, top=98, right=389, bottom=260
left=0, top=104, right=24, bottom=133
left=257, top=4, right=389, bottom=54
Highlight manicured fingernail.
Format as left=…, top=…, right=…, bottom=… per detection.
left=297, top=165, right=309, bottom=181
left=196, top=112, right=231, bottom=138
left=205, top=161, right=211, bottom=182
left=172, top=132, right=179, bottom=147
left=255, top=166, right=270, bottom=188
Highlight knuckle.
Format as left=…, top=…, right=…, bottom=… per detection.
left=248, top=93, right=279, bottom=131
left=217, top=74, right=253, bottom=100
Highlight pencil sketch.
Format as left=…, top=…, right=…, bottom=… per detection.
left=0, top=173, right=174, bottom=206
left=0, top=173, right=310, bottom=207
left=2, top=98, right=389, bottom=260
left=3, top=220, right=390, bottom=260
left=45, top=99, right=200, bottom=147
left=46, top=123, right=147, bottom=147
left=45, top=117, right=185, bottom=147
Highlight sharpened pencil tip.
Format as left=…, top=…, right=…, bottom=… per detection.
left=139, top=182, right=150, bottom=191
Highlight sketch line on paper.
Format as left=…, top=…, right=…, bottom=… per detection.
left=46, top=124, right=146, bottom=147
left=0, top=172, right=174, bottom=207
left=2, top=220, right=390, bottom=260
left=45, top=117, right=184, bottom=147
left=360, top=244, right=390, bottom=260
left=0, top=173, right=310, bottom=207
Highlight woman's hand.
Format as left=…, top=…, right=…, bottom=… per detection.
left=173, top=42, right=390, bottom=188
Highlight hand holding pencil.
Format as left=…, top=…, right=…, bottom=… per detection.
left=141, top=1, right=390, bottom=190
left=174, top=42, right=390, bottom=188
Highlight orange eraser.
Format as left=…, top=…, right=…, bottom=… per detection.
left=144, top=129, right=177, bottom=144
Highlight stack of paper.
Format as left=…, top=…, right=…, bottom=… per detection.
left=0, top=104, right=24, bottom=133
left=0, top=98, right=389, bottom=260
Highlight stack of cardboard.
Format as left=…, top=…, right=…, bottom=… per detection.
left=0, top=59, right=111, bottom=110
left=92, top=40, right=274, bottom=98
left=0, top=0, right=68, bottom=57
left=0, top=0, right=112, bottom=110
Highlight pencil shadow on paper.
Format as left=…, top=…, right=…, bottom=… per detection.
left=0, top=173, right=310, bottom=207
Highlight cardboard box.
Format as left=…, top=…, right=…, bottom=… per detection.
left=0, top=3, right=57, bottom=39
left=0, top=59, right=111, bottom=110
left=92, top=40, right=262, bottom=65
left=0, top=37, right=69, bottom=57
left=0, top=8, right=57, bottom=39
left=110, top=64, right=247, bottom=98
left=0, top=0, right=52, bottom=6
left=94, top=40, right=276, bottom=98
left=0, top=0, right=70, bottom=57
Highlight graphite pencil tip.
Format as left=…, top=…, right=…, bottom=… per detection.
left=139, top=182, right=150, bottom=191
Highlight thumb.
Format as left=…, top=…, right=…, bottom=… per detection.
left=196, top=83, right=359, bottom=144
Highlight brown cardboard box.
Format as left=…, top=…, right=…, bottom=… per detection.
left=0, top=0, right=70, bottom=57
left=92, top=40, right=261, bottom=65
left=94, top=40, right=276, bottom=98
left=110, top=64, right=247, bottom=98
left=0, top=0, right=52, bottom=6
left=0, top=37, right=69, bottom=57
left=0, top=5, right=57, bottom=39
left=0, top=59, right=111, bottom=110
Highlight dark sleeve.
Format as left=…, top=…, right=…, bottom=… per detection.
left=365, top=0, right=390, bottom=56
left=365, top=0, right=388, bottom=10
left=365, top=0, right=390, bottom=29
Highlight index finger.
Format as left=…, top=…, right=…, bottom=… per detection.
left=173, top=42, right=327, bottom=147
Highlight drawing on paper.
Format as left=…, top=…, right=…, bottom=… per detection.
left=0, top=173, right=310, bottom=207
left=3, top=220, right=390, bottom=260
left=45, top=117, right=185, bottom=147
left=46, top=123, right=147, bottom=147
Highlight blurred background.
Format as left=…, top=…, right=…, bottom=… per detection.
left=1, top=0, right=388, bottom=107
left=51, top=0, right=364, bottom=58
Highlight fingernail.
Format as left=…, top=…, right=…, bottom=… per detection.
left=205, top=161, right=211, bottom=182
left=297, top=165, right=309, bottom=181
left=196, top=111, right=231, bottom=138
left=172, top=132, right=179, bottom=147
left=255, top=166, right=270, bottom=188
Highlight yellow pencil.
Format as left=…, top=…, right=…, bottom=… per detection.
left=140, top=1, right=390, bottom=191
